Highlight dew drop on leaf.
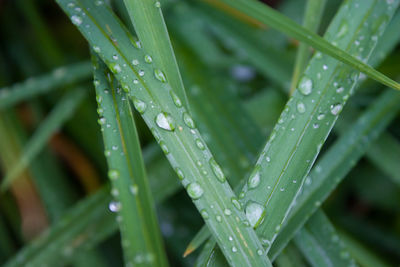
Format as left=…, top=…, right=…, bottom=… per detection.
left=155, top=112, right=175, bottom=131
left=187, top=182, right=203, bottom=200
left=109, top=201, right=121, bottom=212
left=330, top=103, right=343, bottom=115
left=71, top=15, right=82, bottom=26
left=210, top=158, right=226, bottom=183
left=298, top=76, right=313, bottom=95
left=133, top=98, right=147, bottom=114
left=297, top=101, right=306, bottom=113
left=245, top=201, right=264, bottom=228
left=183, top=112, right=195, bottom=129
left=108, top=169, right=120, bottom=180
left=154, top=69, right=167, bottom=82
left=248, top=167, right=261, bottom=189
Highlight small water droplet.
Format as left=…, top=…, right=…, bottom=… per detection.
left=110, top=63, right=122, bottom=74
left=257, top=249, right=263, bottom=256
left=336, top=87, right=344, bottom=93
left=133, top=98, right=147, bottom=114
left=144, top=55, right=153, bottom=63
left=210, top=158, right=226, bottom=183
left=248, top=166, right=261, bottom=189
left=317, top=113, right=325, bottom=120
left=231, top=198, right=241, bottom=210
left=132, top=59, right=139, bottom=65
left=245, top=201, right=264, bottom=227
left=224, top=209, right=232, bottom=216
left=187, top=182, right=204, bottom=200
left=93, top=46, right=101, bottom=53
left=313, top=123, right=319, bottom=129
left=330, top=103, right=343, bottom=115
left=195, top=139, right=205, bottom=150
left=337, top=20, right=349, bottom=38
left=109, top=201, right=121, bottom=212
left=154, top=69, right=167, bottom=82
left=112, top=54, right=118, bottom=60
left=71, top=15, right=82, bottom=26
left=170, top=90, right=182, bottom=107
left=160, top=141, right=169, bottom=154
left=108, top=169, right=120, bottom=180
left=130, top=184, right=138, bottom=195
left=183, top=112, right=195, bottom=129
left=297, top=101, right=306, bottom=113
left=175, top=168, right=184, bottom=180
left=216, top=215, right=222, bottom=222
left=138, top=70, right=145, bottom=77
left=232, top=246, right=237, bottom=252
left=104, top=150, right=111, bottom=157
left=155, top=1, right=161, bottom=8
left=155, top=112, right=175, bottom=131
left=298, top=76, right=313, bottom=95
left=98, top=117, right=106, bottom=125
left=201, top=209, right=209, bottom=219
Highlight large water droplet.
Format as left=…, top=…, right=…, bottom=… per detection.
left=155, top=112, right=175, bottom=131
left=248, top=166, right=261, bottom=189
left=298, top=76, right=313, bottom=95
left=210, top=158, right=226, bottom=183
left=245, top=201, right=264, bottom=228
left=154, top=69, right=166, bottom=82
left=187, top=182, right=204, bottom=200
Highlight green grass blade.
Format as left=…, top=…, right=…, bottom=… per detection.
left=238, top=0, right=398, bottom=249
left=55, top=1, right=270, bottom=265
left=0, top=61, right=91, bottom=109
left=92, top=54, right=168, bottom=267
left=338, top=230, right=390, bottom=267
left=294, top=211, right=356, bottom=267
left=274, top=242, right=308, bottom=267
left=217, top=0, right=400, bottom=91
left=289, top=0, right=326, bottom=94
left=1, top=88, right=85, bottom=190
left=269, top=88, right=400, bottom=260
left=122, top=0, right=189, bottom=110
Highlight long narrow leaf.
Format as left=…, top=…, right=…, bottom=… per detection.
left=1, top=88, right=85, bottom=190
left=214, top=0, right=400, bottom=91
left=55, top=1, right=270, bottom=265
left=92, top=55, right=168, bottom=266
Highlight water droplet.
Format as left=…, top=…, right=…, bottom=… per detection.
left=313, top=123, right=319, bottom=129
left=245, top=201, right=264, bottom=228
left=71, top=15, right=82, bottom=26
left=224, top=209, right=232, bottom=216
left=232, top=246, right=238, bottom=252
left=104, top=150, right=111, bottom=157
left=337, top=21, right=349, bottom=38
left=201, top=209, right=209, bottom=219
left=138, top=70, right=145, bottom=76
left=175, top=168, right=184, bottom=180
left=317, top=113, right=325, bottom=120
left=216, top=215, right=222, bottom=222
left=160, top=141, right=169, bottom=154
left=330, top=103, right=343, bottom=115
left=297, top=101, right=306, bottom=113
left=144, top=55, right=152, bottom=63
left=98, top=117, right=106, bottom=125
left=155, top=1, right=161, bottom=8
left=93, top=46, right=101, bottom=53
left=132, top=59, right=139, bottom=65
left=112, top=54, right=118, bottom=60
left=257, top=249, right=263, bottom=255
left=266, top=156, right=271, bottom=162
left=110, top=63, right=122, bottom=74
left=170, top=91, right=182, bottom=107
left=187, top=182, right=203, bottom=200
left=154, top=69, right=166, bottom=82
left=248, top=166, right=261, bottom=189
left=112, top=145, right=118, bottom=151
left=130, top=184, right=138, bottom=195
left=323, top=65, right=328, bottom=70
left=195, top=139, right=205, bottom=150
left=155, top=112, right=175, bottom=131
left=133, top=98, right=147, bottom=114
left=210, top=158, right=226, bottom=183
left=298, top=76, right=313, bottom=95
left=109, top=201, right=121, bottom=212
left=336, top=87, right=344, bottom=93
left=108, top=169, right=120, bottom=180
left=183, top=112, right=195, bottom=129
left=231, top=198, right=241, bottom=210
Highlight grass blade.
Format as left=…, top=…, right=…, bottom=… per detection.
left=55, top=1, right=270, bottom=265
left=215, top=0, right=400, bottom=91
left=1, top=88, right=85, bottom=190
left=269, top=88, right=400, bottom=259
left=122, top=0, right=189, bottom=109
left=289, top=0, right=326, bottom=94
left=294, top=210, right=356, bottom=267
left=92, top=54, right=168, bottom=266
left=0, top=61, right=91, bottom=109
